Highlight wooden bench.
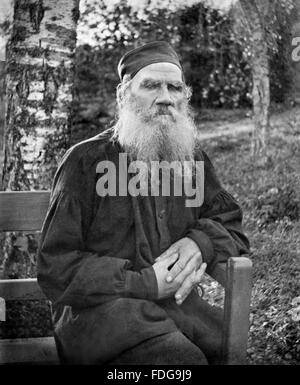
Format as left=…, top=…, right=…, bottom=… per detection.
left=0, top=191, right=253, bottom=365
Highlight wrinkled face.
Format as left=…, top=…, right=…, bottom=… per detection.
left=129, top=62, right=186, bottom=119
left=114, top=62, right=196, bottom=170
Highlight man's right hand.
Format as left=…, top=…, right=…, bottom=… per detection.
left=152, top=248, right=207, bottom=304
left=152, top=253, right=181, bottom=300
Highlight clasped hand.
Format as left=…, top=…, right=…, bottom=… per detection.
left=152, top=237, right=207, bottom=305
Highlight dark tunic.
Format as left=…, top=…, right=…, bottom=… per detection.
left=37, top=128, right=250, bottom=364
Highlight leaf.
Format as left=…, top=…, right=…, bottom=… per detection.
left=14, top=235, right=29, bottom=252
left=288, top=306, right=300, bottom=322
left=291, top=296, right=300, bottom=306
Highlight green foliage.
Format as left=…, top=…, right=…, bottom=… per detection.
left=0, top=300, right=52, bottom=339
left=248, top=230, right=300, bottom=363
left=233, top=0, right=296, bottom=104
left=202, top=107, right=300, bottom=364
left=177, top=4, right=252, bottom=108
left=255, top=177, right=300, bottom=226
left=0, top=231, right=39, bottom=279
left=73, top=1, right=255, bottom=141
left=267, top=0, right=296, bottom=103
left=73, top=0, right=297, bottom=143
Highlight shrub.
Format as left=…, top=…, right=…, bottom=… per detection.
left=255, top=175, right=300, bottom=226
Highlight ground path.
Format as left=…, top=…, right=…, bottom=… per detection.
left=197, top=106, right=300, bottom=141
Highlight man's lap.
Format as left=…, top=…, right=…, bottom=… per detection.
left=53, top=298, right=178, bottom=364
left=53, top=296, right=219, bottom=364
left=106, top=331, right=208, bottom=365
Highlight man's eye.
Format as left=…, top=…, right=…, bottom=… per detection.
left=145, top=83, right=158, bottom=89
left=169, top=85, right=183, bottom=92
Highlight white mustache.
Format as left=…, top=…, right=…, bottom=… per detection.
left=114, top=94, right=197, bottom=164
left=155, top=105, right=174, bottom=115
left=145, top=105, right=177, bottom=123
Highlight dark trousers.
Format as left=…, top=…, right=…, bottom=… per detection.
left=53, top=295, right=222, bottom=365
left=106, top=331, right=208, bottom=365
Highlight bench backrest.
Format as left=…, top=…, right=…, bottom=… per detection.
left=0, top=191, right=51, bottom=302
left=0, top=191, right=50, bottom=232
left=0, top=191, right=59, bottom=364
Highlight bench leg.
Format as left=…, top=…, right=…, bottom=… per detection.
left=221, top=257, right=253, bottom=364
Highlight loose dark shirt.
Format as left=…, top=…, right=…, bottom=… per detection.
left=37, top=128, right=250, bottom=364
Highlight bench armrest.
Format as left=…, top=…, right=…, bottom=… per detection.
left=208, top=256, right=253, bottom=364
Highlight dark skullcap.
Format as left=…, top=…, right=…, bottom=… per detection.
left=117, top=41, right=182, bottom=81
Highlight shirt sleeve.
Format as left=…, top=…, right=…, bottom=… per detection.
left=37, top=149, right=158, bottom=309
left=185, top=150, right=250, bottom=274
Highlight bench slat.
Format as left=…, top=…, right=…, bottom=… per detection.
left=0, top=191, right=50, bottom=231
left=0, top=278, right=46, bottom=301
left=0, top=337, right=59, bottom=364
left=0, top=268, right=226, bottom=302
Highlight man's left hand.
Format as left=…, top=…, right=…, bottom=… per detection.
left=155, top=238, right=207, bottom=305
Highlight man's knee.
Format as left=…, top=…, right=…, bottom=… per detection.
left=108, top=331, right=208, bottom=365
left=156, top=331, right=208, bottom=365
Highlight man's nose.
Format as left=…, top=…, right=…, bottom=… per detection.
left=155, top=86, right=174, bottom=107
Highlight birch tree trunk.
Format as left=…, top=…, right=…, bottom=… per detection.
left=1, top=0, right=80, bottom=190
left=0, top=0, right=79, bottom=279
left=291, top=3, right=300, bottom=104
left=239, top=0, right=270, bottom=160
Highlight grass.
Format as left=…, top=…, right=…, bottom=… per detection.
left=200, top=107, right=300, bottom=365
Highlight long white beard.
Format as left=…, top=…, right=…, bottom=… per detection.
left=113, top=94, right=198, bottom=187
left=114, top=95, right=197, bottom=164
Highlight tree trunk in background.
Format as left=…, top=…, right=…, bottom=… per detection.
left=0, top=61, right=5, bottom=180
left=1, top=0, right=79, bottom=190
left=291, top=2, right=300, bottom=104
left=239, top=0, right=270, bottom=160
left=0, top=0, right=79, bottom=279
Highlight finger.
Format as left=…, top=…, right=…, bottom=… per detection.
left=166, top=251, right=200, bottom=283
left=171, top=253, right=200, bottom=286
left=174, top=271, right=197, bottom=305
left=160, top=252, right=179, bottom=270
left=155, top=246, right=178, bottom=262
left=194, top=262, right=207, bottom=283
left=175, top=263, right=207, bottom=305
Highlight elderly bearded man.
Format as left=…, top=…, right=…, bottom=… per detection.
left=37, top=41, right=250, bottom=365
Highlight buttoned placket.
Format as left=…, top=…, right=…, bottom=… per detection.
left=154, top=194, right=171, bottom=252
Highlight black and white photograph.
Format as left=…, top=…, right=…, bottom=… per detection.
left=0, top=0, right=299, bottom=369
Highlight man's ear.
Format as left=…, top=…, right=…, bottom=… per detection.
left=116, top=83, right=124, bottom=105
left=116, top=76, right=132, bottom=106
left=184, top=84, right=192, bottom=102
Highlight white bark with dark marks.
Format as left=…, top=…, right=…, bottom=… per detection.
left=1, top=0, right=80, bottom=190
left=239, top=0, right=270, bottom=159
left=291, top=3, right=300, bottom=104
left=0, top=0, right=79, bottom=279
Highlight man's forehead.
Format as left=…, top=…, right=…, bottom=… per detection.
left=132, top=62, right=183, bottom=84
